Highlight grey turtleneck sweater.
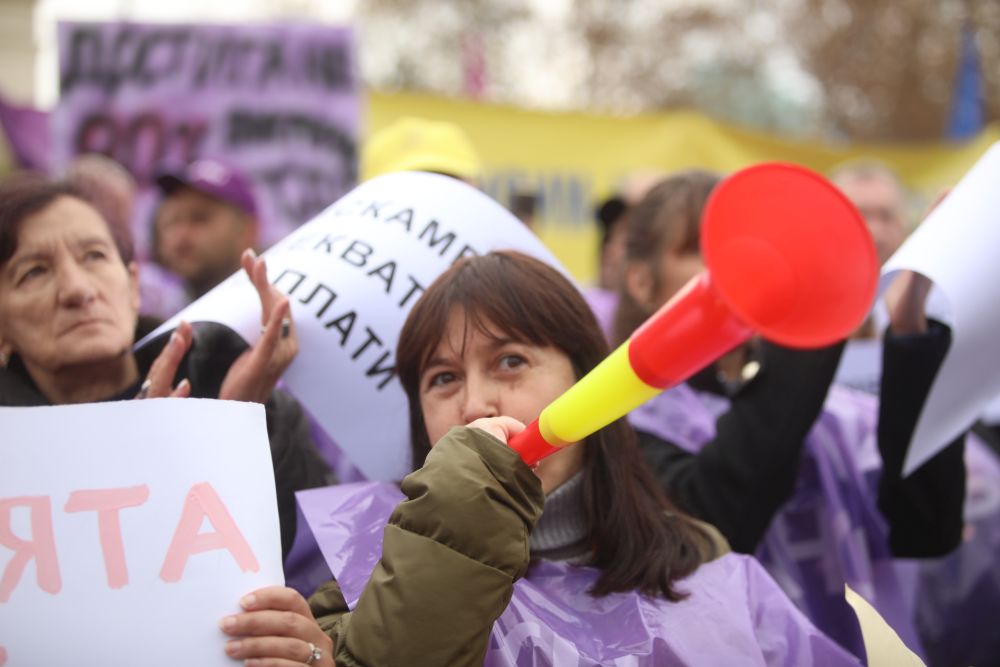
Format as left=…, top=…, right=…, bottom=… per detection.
left=529, top=471, right=592, bottom=564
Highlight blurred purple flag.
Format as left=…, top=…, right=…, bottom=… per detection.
left=0, top=93, right=52, bottom=172
left=947, top=23, right=983, bottom=140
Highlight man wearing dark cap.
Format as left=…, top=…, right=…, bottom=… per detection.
left=154, top=158, right=259, bottom=300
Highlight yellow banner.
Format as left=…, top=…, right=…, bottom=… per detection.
left=375, top=91, right=993, bottom=282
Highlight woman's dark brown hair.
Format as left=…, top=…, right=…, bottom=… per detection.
left=396, top=250, right=715, bottom=600
left=612, top=170, right=720, bottom=346
left=0, top=172, right=134, bottom=267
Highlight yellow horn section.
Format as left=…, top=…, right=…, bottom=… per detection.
left=538, top=341, right=661, bottom=447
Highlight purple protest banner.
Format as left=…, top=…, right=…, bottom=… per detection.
left=294, top=482, right=860, bottom=666
left=51, top=21, right=359, bottom=250
left=0, top=94, right=52, bottom=173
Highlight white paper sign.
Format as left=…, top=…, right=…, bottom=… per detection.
left=0, top=400, right=283, bottom=667
left=139, top=172, right=564, bottom=481
left=882, top=141, right=1000, bottom=474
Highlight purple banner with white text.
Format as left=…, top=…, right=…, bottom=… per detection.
left=53, top=21, right=359, bottom=250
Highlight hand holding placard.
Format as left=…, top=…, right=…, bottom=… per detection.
left=220, top=586, right=335, bottom=665
left=0, top=400, right=283, bottom=666
left=882, top=142, right=1000, bottom=474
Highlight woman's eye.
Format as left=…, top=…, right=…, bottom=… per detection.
left=17, top=265, right=46, bottom=284
left=428, top=371, right=456, bottom=388
left=84, top=249, right=108, bottom=262
left=498, top=354, right=526, bottom=372
left=192, top=210, right=213, bottom=225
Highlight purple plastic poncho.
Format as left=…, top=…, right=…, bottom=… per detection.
left=629, top=383, right=921, bottom=658
left=913, top=432, right=1000, bottom=666
left=294, top=482, right=860, bottom=666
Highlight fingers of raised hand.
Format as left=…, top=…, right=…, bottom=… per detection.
left=242, top=249, right=278, bottom=323
left=886, top=270, right=933, bottom=335
left=254, top=299, right=297, bottom=379
left=139, top=321, right=193, bottom=399
left=168, top=378, right=191, bottom=398
left=258, top=297, right=293, bottom=352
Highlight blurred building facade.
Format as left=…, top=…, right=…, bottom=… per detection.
left=0, top=0, right=38, bottom=104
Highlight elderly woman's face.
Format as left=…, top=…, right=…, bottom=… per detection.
left=0, top=196, right=139, bottom=375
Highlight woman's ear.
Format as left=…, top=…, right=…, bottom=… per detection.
left=624, top=263, right=655, bottom=312
left=0, top=339, right=12, bottom=368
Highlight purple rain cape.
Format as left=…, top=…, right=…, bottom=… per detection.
left=293, top=482, right=859, bottom=667
left=913, top=432, right=1000, bottom=667
left=629, top=383, right=923, bottom=659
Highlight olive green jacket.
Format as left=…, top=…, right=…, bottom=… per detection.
left=308, top=426, right=545, bottom=666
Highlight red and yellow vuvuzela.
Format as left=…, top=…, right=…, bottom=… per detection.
left=509, top=163, right=880, bottom=466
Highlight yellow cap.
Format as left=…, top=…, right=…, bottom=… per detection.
left=362, top=117, right=482, bottom=182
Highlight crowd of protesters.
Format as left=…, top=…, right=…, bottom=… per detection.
left=1, top=112, right=997, bottom=667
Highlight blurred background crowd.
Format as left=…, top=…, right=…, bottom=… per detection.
left=3, top=2, right=1000, bottom=665
left=1, top=1, right=998, bottom=284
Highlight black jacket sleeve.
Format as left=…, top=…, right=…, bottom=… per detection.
left=877, top=321, right=965, bottom=557
left=265, top=389, right=334, bottom=558
left=636, top=340, right=845, bottom=553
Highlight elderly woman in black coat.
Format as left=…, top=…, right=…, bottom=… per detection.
left=0, top=174, right=329, bottom=555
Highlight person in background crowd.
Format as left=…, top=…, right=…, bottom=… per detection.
left=361, top=116, right=481, bottom=183
left=152, top=157, right=260, bottom=302
left=614, top=170, right=967, bottom=658
left=64, top=154, right=136, bottom=241
left=594, top=194, right=628, bottom=291
left=508, top=189, right=538, bottom=230
left=64, top=153, right=188, bottom=321
left=0, top=174, right=330, bottom=557
left=830, top=160, right=909, bottom=268
left=587, top=172, right=664, bottom=340
left=224, top=251, right=860, bottom=666
left=832, top=160, right=1000, bottom=667
left=830, top=160, right=917, bottom=341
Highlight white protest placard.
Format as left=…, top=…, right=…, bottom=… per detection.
left=0, top=400, right=283, bottom=667
left=140, top=171, right=565, bottom=481
left=882, top=141, right=1000, bottom=474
